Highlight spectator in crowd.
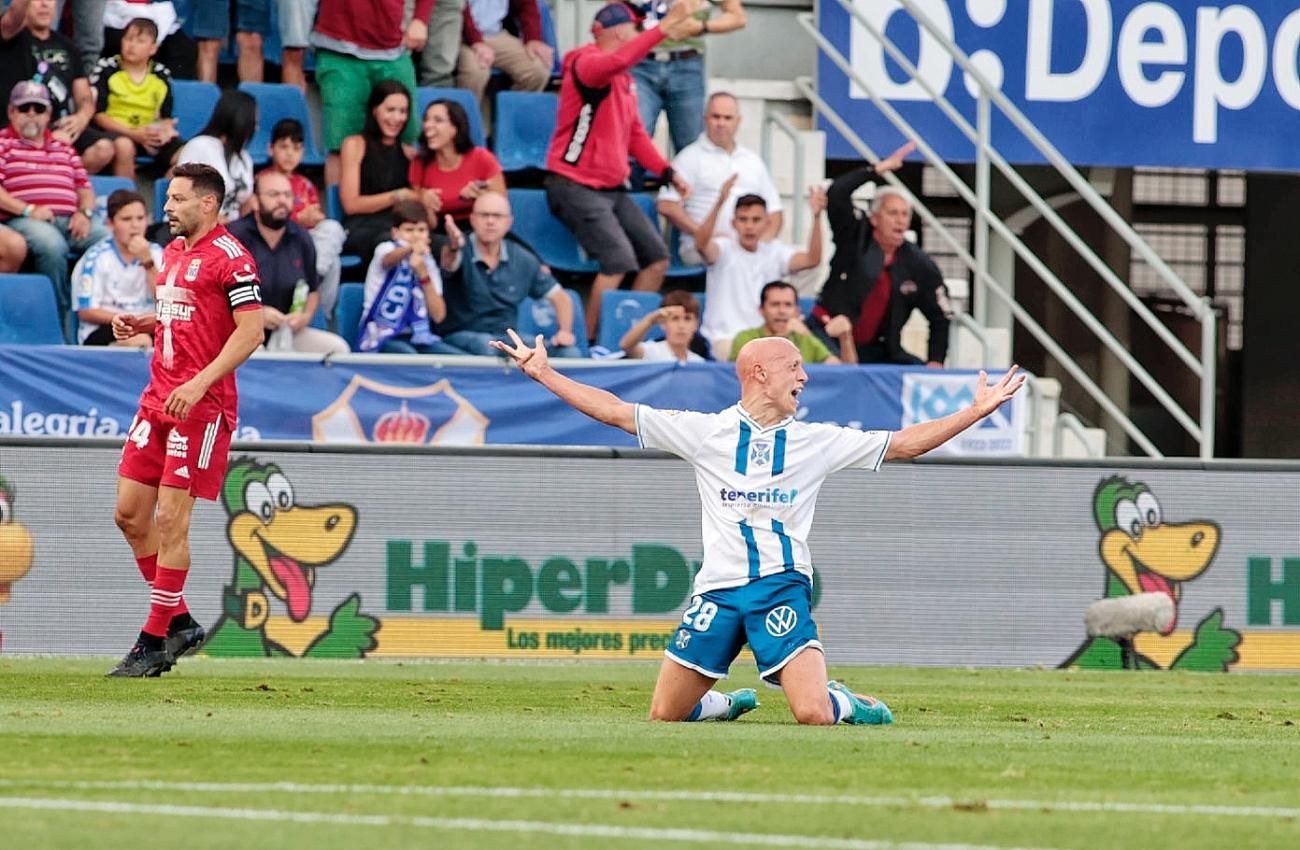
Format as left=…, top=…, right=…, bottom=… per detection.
left=90, top=17, right=182, bottom=179
left=101, top=0, right=196, bottom=79
left=228, top=171, right=350, bottom=354
left=0, top=223, right=26, bottom=271
left=176, top=89, right=258, bottom=223
left=357, top=199, right=458, bottom=354
left=340, top=79, right=418, bottom=265
left=728, top=281, right=842, bottom=364
left=628, top=0, right=746, bottom=158
left=72, top=188, right=159, bottom=347
left=410, top=98, right=504, bottom=235
left=817, top=142, right=950, bottom=367
left=619, top=289, right=704, bottom=363
left=190, top=0, right=269, bottom=83
left=695, top=175, right=825, bottom=356
left=54, top=0, right=106, bottom=71
left=264, top=117, right=346, bottom=321
left=416, top=0, right=463, bottom=89
left=0, top=80, right=107, bottom=318
left=276, top=0, right=318, bottom=92
left=313, top=0, right=427, bottom=184
left=0, top=0, right=116, bottom=174
left=438, top=191, right=579, bottom=357
left=456, top=0, right=552, bottom=116
left=543, top=0, right=702, bottom=340
left=658, top=91, right=780, bottom=265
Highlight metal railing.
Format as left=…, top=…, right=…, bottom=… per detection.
left=760, top=112, right=808, bottom=241
left=798, top=1, right=1217, bottom=458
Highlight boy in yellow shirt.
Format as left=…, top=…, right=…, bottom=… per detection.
left=90, top=18, right=182, bottom=179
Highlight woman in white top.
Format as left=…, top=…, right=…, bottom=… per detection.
left=175, top=90, right=257, bottom=222
left=620, top=290, right=707, bottom=364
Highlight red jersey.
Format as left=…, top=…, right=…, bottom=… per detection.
left=545, top=27, right=670, bottom=189
left=286, top=171, right=320, bottom=223
left=140, top=225, right=263, bottom=428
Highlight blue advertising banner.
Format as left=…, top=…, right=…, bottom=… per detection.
left=0, top=346, right=1025, bottom=453
left=818, top=0, right=1300, bottom=170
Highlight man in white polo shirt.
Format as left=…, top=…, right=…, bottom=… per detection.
left=656, top=91, right=781, bottom=265
left=695, top=175, right=825, bottom=357
left=491, top=329, right=1025, bottom=726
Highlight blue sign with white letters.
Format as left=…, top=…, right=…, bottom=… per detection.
left=818, top=0, right=1300, bottom=170
left=0, top=346, right=1025, bottom=455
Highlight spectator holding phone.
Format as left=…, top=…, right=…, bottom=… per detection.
left=409, top=97, right=504, bottom=233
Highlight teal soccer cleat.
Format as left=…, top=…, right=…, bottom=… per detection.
left=828, top=680, right=894, bottom=725
left=722, top=688, right=760, bottom=721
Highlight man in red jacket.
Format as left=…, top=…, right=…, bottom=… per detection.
left=544, top=0, right=702, bottom=341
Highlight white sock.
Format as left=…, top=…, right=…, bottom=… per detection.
left=827, top=687, right=852, bottom=724
left=687, top=690, right=731, bottom=721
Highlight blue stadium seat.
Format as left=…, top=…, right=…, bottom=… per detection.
left=239, top=82, right=325, bottom=167
left=505, top=188, right=598, bottom=273
left=535, top=0, right=563, bottom=78
left=799, top=295, right=816, bottom=317
left=493, top=91, right=557, bottom=173
left=153, top=179, right=170, bottom=221
left=89, top=176, right=135, bottom=225
left=336, top=283, right=366, bottom=352
left=171, top=79, right=221, bottom=142
left=0, top=274, right=65, bottom=344
left=516, top=288, right=589, bottom=357
left=596, top=290, right=662, bottom=352
left=325, top=185, right=362, bottom=270
left=416, top=87, right=486, bottom=148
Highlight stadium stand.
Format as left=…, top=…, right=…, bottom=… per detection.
left=89, top=176, right=134, bottom=225
left=493, top=91, right=557, bottom=173
left=335, top=282, right=366, bottom=352
left=516, top=288, right=590, bottom=357
left=505, top=188, right=598, bottom=274
left=416, top=87, right=486, bottom=148
left=631, top=193, right=703, bottom=284
left=324, top=185, right=362, bottom=271
left=239, top=82, right=325, bottom=167
left=0, top=274, right=64, bottom=345
left=596, top=290, right=662, bottom=352
left=170, top=80, right=223, bottom=142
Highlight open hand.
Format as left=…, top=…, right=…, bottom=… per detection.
left=971, top=364, right=1026, bottom=417
left=875, top=139, right=917, bottom=175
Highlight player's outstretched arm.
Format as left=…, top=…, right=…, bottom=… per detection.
left=491, top=329, right=637, bottom=435
left=884, top=365, right=1025, bottom=461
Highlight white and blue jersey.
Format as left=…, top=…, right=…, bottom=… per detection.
left=635, top=403, right=891, bottom=595
left=72, top=237, right=161, bottom=343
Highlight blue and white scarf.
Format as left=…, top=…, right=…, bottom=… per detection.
left=356, top=260, right=438, bottom=352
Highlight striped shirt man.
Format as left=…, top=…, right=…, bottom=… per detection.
left=0, top=126, right=90, bottom=217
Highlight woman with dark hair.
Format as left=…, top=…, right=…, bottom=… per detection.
left=339, top=79, right=417, bottom=262
left=174, top=90, right=258, bottom=222
left=408, top=99, right=504, bottom=232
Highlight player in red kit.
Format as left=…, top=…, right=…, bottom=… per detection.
left=106, top=163, right=265, bottom=677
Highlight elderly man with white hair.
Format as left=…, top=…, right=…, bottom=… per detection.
left=491, top=324, right=1024, bottom=727
left=812, top=141, right=952, bottom=367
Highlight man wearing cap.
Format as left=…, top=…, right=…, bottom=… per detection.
left=543, top=0, right=704, bottom=341
left=0, top=79, right=107, bottom=322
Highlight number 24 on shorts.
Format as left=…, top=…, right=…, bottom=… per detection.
left=682, top=596, right=718, bottom=632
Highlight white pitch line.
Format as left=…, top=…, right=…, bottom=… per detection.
left=0, top=796, right=1059, bottom=850
left=0, top=779, right=1295, bottom=820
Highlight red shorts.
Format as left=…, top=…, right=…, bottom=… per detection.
left=118, top=406, right=231, bottom=501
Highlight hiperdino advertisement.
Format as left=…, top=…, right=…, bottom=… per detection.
left=2, top=441, right=1299, bottom=671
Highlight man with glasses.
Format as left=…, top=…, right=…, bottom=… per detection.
left=0, top=79, right=107, bottom=324
left=437, top=191, right=581, bottom=357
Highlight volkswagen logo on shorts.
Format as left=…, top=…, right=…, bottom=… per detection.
left=765, top=605, right=797, bottom=637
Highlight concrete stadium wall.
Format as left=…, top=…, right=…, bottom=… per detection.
left=1, top=439, right=1297, bottom=671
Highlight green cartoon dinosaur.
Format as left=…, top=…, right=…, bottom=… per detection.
left=1061, top=476, right=1240, bottom=671
left=204, top=458, right=377, bottom=658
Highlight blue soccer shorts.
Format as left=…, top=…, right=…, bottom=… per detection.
left=664, top=571, right=822, bottom=685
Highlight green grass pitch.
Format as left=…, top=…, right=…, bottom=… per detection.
left=2, top=658, right=1298, bottom=850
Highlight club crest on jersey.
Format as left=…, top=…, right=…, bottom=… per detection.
left=185, top=258, right=202, bottom=281
left=749, top=441, right=772, bottom=468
